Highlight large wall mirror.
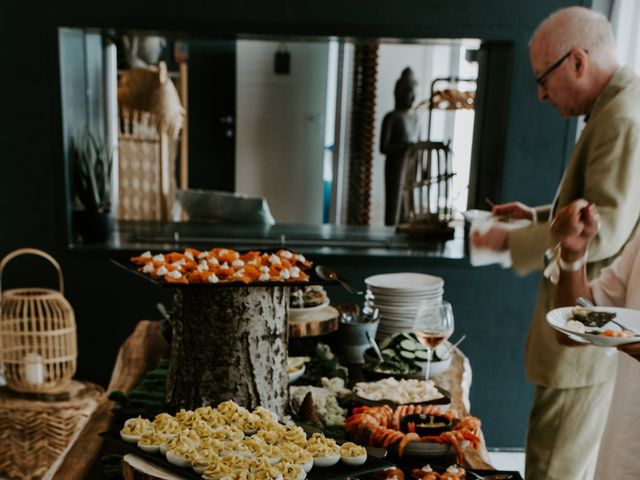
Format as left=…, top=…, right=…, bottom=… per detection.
left=59, top=28, right=510, bottom=245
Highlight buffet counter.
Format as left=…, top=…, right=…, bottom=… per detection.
left=69, top=220, right=466, bottom=262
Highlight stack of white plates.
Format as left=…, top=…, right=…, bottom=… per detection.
left=364, top=272, right=444, bottom=339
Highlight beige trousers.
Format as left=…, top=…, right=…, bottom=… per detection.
left=525, top=381, right=614, bottom=480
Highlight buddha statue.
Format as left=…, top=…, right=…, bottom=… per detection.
left=380, top=67, right=420, bottom=225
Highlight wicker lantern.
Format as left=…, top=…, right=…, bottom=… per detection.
left=0, top=248, right=77, bottom=393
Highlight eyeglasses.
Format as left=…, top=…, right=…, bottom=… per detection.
left=535, top=50, right=572, bottom=87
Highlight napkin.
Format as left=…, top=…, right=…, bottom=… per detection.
left=469, top=216, right=531, bottom=268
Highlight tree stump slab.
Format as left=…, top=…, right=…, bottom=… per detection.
left=166, top=286, right=289, bottom=416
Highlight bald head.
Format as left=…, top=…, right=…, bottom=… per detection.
left=529, top=6, right=620, bottom=116
left=531, top=6, right=617, bottom=69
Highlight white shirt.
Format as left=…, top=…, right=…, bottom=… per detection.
left=590, top=232, right=640, bottom=479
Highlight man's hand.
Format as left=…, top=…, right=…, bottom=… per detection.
left=618, top=342, right=640, bottom=362
left=492, top=202, right=535, bottom=221
left=551, top=199, right=599, bottom=261
left=471, top=226, right=509, bottom=252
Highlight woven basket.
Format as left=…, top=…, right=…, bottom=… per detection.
left=0, top=248, right=77, bottom=393
left=0, top=382, right=103, bottom=480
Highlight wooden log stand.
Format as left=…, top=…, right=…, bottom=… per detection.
left=166, top=286, right=289, bottom=416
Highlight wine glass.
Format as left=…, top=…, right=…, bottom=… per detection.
left=412, top=301, right=454, bottom=380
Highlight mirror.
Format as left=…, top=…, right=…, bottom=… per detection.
left=59, top=29, right=480, bottom=231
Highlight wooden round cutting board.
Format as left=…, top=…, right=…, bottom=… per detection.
left=122, top=454, right=182, bottom=480
left=289, top=305, right=339, bottom=337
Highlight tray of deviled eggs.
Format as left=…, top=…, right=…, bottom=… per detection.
left=104, top=400, right=393, bottom=480
left=116, top=247, right=337, bottom=288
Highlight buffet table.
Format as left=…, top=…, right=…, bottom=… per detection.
left=48, top=321, right=491, bottom=478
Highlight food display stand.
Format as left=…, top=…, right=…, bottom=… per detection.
left=114, top=258, right=335, bottom=416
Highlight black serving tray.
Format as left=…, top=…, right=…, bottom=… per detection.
left=353, top=386, right=452, bottom=410
left=427, top=466, right=523, bottom=479
left=100, top=431, right=394, bottom=480
left=397, top=462, right=523, bottom=479
left=111, top=255, right=338, bottom=289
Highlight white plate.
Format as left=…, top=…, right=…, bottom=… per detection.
left=547, top=306, right=640, bottom=347
left=368, top=289, right=444, bottom=298
left=378, top=308, right=420, bottom=315
left=372, top=298, right=442, bottom=307
left=288, top=364, right=305, bottom=383
left=365, top=273, right=444, bottom=292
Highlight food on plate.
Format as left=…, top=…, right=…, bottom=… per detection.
left=191, top=448, right=222, bottom=474
left=354, top=378, right=445, bottom=405
left=290, top=377, right=351, bottom=427
left=570, top=306, right=616, bottom=328
left=137, top=431, right=164, bottom=453
left=402, top=413, right=452, bottom=437
left=340, top=441, right=367, bottom=466
left=274, top=460, right=306, bottom=480
left=377, top=467, right=406, bottom=480
left=288, top=357, right=309, bottom=384
left=120, top=416, right=153, bottom=443
left=345, top=404, right=481, bottom=463
left=565, top=307, right=635, bottom=337
left=411, top=464, right=467, bottom=479
left=121, top=400, right=364, bottom=477
left=130, top=248, right=312, bottom=284
left=307, top=432, right=341, bottom=467
left=165, top=449, right=191, bottom=468
left=600, top=329, right=636, bottom=337
left=411, top=464, right=440, bottom=480
left=368, top=333, right=451, bottom=375
left=290, top=285, right=328, bottom=308
left=287, top=356, right=310, bottom=374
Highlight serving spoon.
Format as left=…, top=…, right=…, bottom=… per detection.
left=315, top=265, right=363, bottom=295
left=365, top=331, right=384, bottom=362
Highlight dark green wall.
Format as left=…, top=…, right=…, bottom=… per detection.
left=0, top=0, right=589, bottom=448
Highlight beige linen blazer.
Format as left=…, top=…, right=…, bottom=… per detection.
left=508, top=67, right=640, bottom=388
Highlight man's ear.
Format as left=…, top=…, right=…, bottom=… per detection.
left=574, top=48, right=588, bottom=79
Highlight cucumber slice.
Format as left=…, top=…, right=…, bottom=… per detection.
left=414, top=341, right=428, bottom=351
left=399, top=350, right=415, bottom=360
left=399, top=339, right=417, bottom=352
left=414, top=350, right=430, bottom=361
left=381, top=349, right=397, bottom=357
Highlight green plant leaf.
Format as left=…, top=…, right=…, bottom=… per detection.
left=72, top=128, right=113, bottom=211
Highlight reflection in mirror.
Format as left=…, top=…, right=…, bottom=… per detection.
left=59, top=29, right=479, bottom=231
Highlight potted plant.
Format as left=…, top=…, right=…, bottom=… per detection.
left=72, top=129, right=113, bottom=244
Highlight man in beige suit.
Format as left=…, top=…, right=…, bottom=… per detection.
left=473, top=6, right=640, bottom=480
